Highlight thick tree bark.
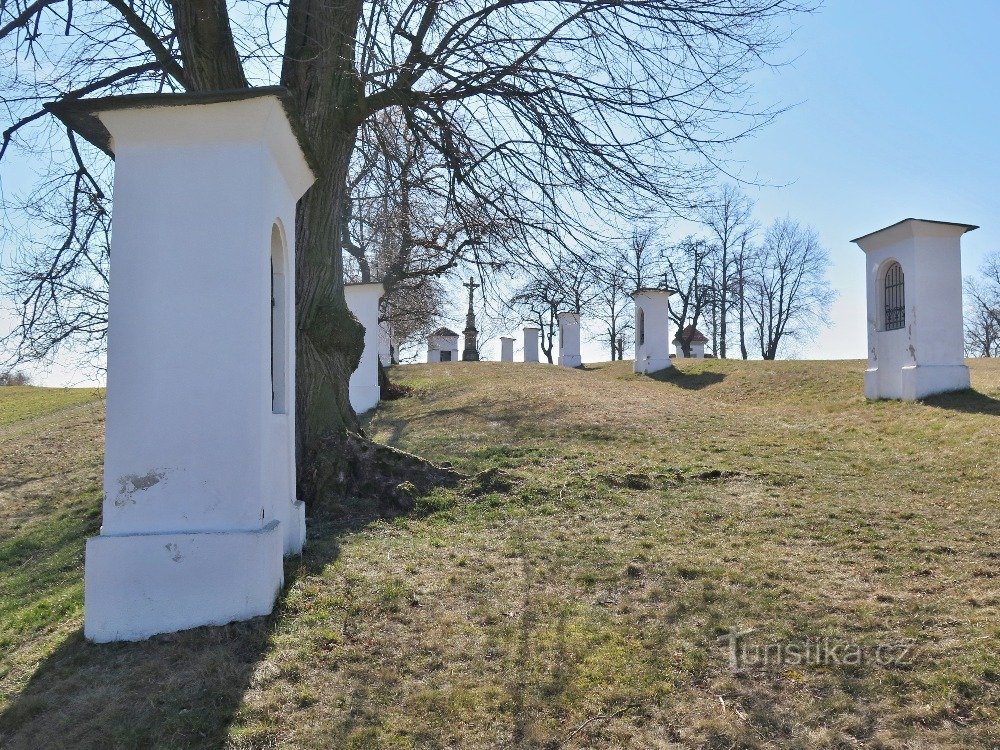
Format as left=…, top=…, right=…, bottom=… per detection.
left=282, top=0, right=366, bottom=502
left=169, top=0, right=247, bottom=90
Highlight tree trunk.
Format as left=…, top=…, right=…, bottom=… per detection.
left=170, top=0, right=248, bottom=90
left=282, top=0, right=367, bottom=503
left=738, top=278, right=748, bottom=360
left=719, top=248, right=728, bottom=359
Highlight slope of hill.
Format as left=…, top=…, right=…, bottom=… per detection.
left=0, top=361, right=997, bottom=749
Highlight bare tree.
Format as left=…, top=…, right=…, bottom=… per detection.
left=590, top=248, right=632, bottom=360
left=964, top=250, right=1000, bottom=357
left=744, top=218, right=834, bottom=359
left=510, top=272, right=563, bottom=364
left=0, top=370, right=31, bottom=386
left=623, top=228, right=664, bottom=292
left=698, top=184, right=756, bottom=358
left=344, top=109, right=505, bottom=369
left=1, top=0, right=809, bottom=498
left=664, top=236, right=715, bottom=356
left=733, top=233, right=756, bottom=359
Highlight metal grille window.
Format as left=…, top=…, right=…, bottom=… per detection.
left=884, top=262, right=905, bottom=331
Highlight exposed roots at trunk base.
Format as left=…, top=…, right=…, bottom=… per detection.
left=378, top=361, right=412, bottom=401
left=302, top=431, right=462, bottom=523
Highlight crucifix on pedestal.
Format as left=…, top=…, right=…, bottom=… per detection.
left=462, top=276, right=481, bottom=361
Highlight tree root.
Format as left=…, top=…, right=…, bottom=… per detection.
left=303, top=430, right=462, bottom=523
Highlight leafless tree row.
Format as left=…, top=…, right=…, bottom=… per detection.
left=965, top=251, right=1000, bottom=357
left=507, top=186, right=835, bottom=361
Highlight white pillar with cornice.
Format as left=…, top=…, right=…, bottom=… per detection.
left=557, top=312, right=582, bottom=368
left=345, top=282, right=384, bottom=413
left=50, top=89, right=315, bottom=643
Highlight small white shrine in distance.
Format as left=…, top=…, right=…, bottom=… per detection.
left=632, top=288, right=673, bottom=374
left=852, top=218, right=975, bottom=400
left=500, top=336, right=515, bottom=362
left=427, top=327, right=460, bottom=362
left=523, top=326, right=540, bottom=363
left=673, top=326, right=708, bottom=358
left=557, top=312, right=582, bottom=368
left=344, top=282, right=384, bottom=414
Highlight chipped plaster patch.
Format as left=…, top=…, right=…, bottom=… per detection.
left=114, top=469, right=168, bottom=507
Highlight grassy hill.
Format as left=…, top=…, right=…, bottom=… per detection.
left=0, top=360, right=998, bottom=749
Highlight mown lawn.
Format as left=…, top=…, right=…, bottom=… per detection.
left=0, top=361, right=997, bottom=749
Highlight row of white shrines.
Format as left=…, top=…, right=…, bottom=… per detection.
left=426, top=313, right=709, bottom=367
left=50, top=88, right=975, bottom=643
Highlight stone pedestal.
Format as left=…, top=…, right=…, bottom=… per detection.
left=853, top=218, right=975, bottom=400
left=345, top=283, right=384, bottom=414
left=557, top=312, right=582, bottom=368
left=500, top=336, right=515, bottom=362
left=523, top=327, right=540, bottom=363
left=51, top=89, right=315, bottom=642
left=632, top=288, right=673, bottom=374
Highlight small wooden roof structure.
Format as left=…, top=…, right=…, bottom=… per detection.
left=673, top=325, right=708, bottom=344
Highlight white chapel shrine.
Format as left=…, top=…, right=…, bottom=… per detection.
left=345, top=282, right=384, bottom=414
left=427, top=327, right=460, bottom=362
left=50, top=88, right=316, bottom=642
left=632, top=288, right=674, bottom=374
left=852, top=218, right=975, bottom=400
left=557, top=312, right=582, bottom=368
left=523, top=326, right=540, bottom=363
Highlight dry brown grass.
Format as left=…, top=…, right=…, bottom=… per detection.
left=0, top=361, right=997, bottom=749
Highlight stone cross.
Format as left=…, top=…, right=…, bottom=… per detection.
left=462, top=276, right=481, bottom=361
left=464, top=276, right=480, bottom=312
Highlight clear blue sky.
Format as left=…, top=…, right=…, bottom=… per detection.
left=730, top=0, right=999, bottom=360
left=4, top=0, right=999, bottom=379
left=475, top=0, right=1000, bottom=363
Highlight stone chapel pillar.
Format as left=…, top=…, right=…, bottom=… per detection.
left=853, top=218, right=975, bottom=400
left=523, top=326, right=540, bottom=363
left=631, top=288, right=673, bottom=374
left=557, top=312, right=582, bottom=368
left=500, top=336, right=515, bottom=362
left=50, top=89, right=315, bottom=642
left=345, top=282, right=384, bottom=414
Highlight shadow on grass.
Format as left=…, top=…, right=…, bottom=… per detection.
left=0, top=483, right=455, bottom=750
left=921, top=389, right=1000, bottom=416
left=378, top=403, right=563, bottom=449
left=645, top=366, right=726, bottom=390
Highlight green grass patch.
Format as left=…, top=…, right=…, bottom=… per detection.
left=1, top=361, right=999, bottom=749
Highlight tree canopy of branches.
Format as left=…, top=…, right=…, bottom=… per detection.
left=965, top=250, right=1000, bottom=357
left=1, top=0, right=809, bottom=500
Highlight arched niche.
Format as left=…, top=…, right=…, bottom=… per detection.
left=270, top=221, right=288, bottom=414
left=876, top=258, right=905, bottom=332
